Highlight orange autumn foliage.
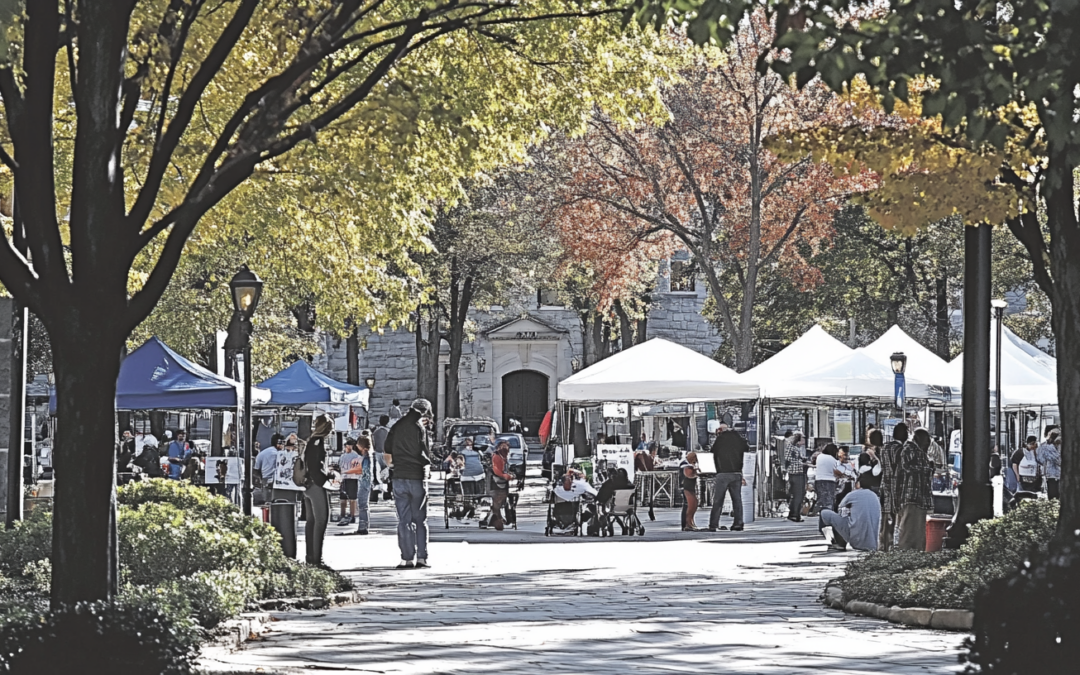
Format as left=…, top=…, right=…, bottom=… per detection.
left=545, top=15, right=877, bottom=369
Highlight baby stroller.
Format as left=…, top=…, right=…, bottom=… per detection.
left=601, top=489, right=645, bottom=537
left=545, top=493, right=584, bottom=536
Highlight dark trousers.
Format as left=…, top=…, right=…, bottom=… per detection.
left=1047, top=478, right=1060, bottom=500
left=787, top=474, right=806, bottom=519
left=490, top=488, right=509, bottom=531
left=303, top=484, right=329, bottom=565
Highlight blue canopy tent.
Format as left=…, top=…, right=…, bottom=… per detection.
left=257, top=360, right=369, bottom=408
left=50, top=336, right=270, bottom=413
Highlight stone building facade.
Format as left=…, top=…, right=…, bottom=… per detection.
left=318, top=259, right=721, bottom=435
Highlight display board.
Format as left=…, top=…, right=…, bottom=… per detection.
left=596, top=444, right=635, bottom=480
left=203, top=457, right=242, bottom=485
left=273, top=450, right=305, bottom=491
left=695, top=453, right=717, bottom=474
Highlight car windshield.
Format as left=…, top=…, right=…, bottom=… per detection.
left=495, top=436, right=522, bottom=448
left=449, top=424, right=494, bottom=438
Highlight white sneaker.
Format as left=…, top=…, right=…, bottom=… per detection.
left=415, top=559, right=430, bottom=569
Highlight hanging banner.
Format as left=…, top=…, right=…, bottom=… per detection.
left=602, top=402, right=628, bottom=420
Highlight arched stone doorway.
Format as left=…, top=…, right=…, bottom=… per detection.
left=501, top=370, right=548, bottom=435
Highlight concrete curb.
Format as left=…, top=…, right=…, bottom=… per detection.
left=822, top=582, right=973, bottom=632
left=207, top=591, right=362, bottom=653
left=253, top=590, right=361, bottom=612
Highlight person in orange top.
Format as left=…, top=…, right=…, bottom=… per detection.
left=489, top=440, right=515, bottom=531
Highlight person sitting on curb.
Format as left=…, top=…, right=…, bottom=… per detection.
left=818, top=478, right=882, bottom=552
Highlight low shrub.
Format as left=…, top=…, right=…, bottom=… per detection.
left=839, top=500, right=1058, bottom=610
left=257, top=559, right=352, bottom=600
left=0, top=600, right=198, bottom=675
left=118, top=500, right=281, bottom=587
left=0, top=481, right=350, bottom=640
left=0, top=509, right=52, bottom=578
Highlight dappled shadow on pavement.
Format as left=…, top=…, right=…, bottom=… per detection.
left=202, top=555, right=965, bottom=675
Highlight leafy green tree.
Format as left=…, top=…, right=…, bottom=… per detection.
left=633, top=0, right=1080, bottom=543
left=0, top=0, right=666, bottom=607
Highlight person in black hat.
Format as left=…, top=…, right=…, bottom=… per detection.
left=385, top=397, right=433, bottom=568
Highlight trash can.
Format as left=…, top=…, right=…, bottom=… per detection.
left=925, top=516, right=950, bottom=552
left=270, top=499, right=297, bottom=560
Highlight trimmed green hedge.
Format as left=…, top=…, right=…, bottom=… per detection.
left=838, top=500, right=1059, bottom=610
left=0, top=479, right=351, bottom=669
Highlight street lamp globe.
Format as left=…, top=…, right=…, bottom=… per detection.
left=890, top=352, right=907, bottom=375
left=230, top=265, right=264, bottom=320
left=365, top=377, right=376, bottom=389
left=991, top=298, right=1008, bottom=313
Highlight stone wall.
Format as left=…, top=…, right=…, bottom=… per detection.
left=320, top=279, right=722, bottom=425
left=646, top=290, right=723, bottom=357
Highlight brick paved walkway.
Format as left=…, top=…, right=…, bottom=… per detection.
left=200, top=479, right=966, bottom=674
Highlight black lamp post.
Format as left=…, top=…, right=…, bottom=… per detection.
left=890, top=352, right=907, bottom=413
left=226, top=266, right=263, bottom=516
left=991, top=299, right=1007, bottom=455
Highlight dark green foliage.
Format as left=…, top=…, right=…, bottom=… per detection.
left=839, top=500, right=1058, bottom=610
left=0, top=509, right=52, bottom=579
left=963, top=533, right=1080, bottom=674
left=2, top=481, right=349, bottom=634
left=0, top=600, right=197, bottom=674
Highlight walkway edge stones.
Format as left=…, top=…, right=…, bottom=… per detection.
left=206, top=591, right=363, bottom=653
left=823, top=582, right=973, bottom=632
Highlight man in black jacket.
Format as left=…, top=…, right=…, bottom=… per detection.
left=385, top=398, right=433, bottom=569
left=708, top=424, right=749, bottom=532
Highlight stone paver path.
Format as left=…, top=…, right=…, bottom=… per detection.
left=201, top=480, right=966, bottom=674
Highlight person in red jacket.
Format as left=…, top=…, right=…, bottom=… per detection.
left=489, top=440, right=515, bottom=531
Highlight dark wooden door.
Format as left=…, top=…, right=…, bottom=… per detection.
left=502, top=370, right=548, bottom=435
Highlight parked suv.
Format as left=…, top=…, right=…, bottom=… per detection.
left=437, top=417, right=500, bottom=468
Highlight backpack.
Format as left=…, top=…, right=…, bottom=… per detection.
left=292, top=454, right=310, bottom=488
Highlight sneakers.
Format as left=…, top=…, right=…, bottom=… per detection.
left=356, top=529, right=368, bottom=535
left=787, top=516, right=804, bottom=523
left=730, top=525, right=744, bottom=532
left=349, top=516, right=356, bottom=524
left=415, top=559, right=430, bottom=569
left=396, top=560, right=415, bottom=569
left=707, top=526, right=728, bottom=532
left=336, top=517, right=350, bottom=526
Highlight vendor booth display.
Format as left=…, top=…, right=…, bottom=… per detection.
left=50, top=336, right=270, bottom=412
left=737, top=325, right=853, bottom=395
left=256, top=360, right=369, bottom=408
left=947, top=325, right=1057, bottom=407
left=557, top=337, right=760, bottom=402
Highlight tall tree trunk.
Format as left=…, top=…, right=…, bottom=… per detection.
left=591, top=313, right=606, bottom=362
left=49, top=319, right=124, bottom=607
left=635, top=316, right=648, bottom=345
left=935, top=272, right=950, bottom=359
left=415, top=307, right=439, bottom=409
left=1045, top=163, right=1080, bottom=542
left=738, top=148, right=763, bottom=373
left=444, top=274, right=473, bottom=420
left=614, top=300, right=635, bottom=351
left=580, top=311, right=597, bottom=367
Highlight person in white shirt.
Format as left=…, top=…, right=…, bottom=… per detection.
left=814, top=444, right=844, bottom=514
left=254, top=437, right=281, bottom=505
left=553, top=467, right=598, bottom=501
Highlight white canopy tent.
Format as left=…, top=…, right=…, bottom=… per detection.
left=948, top=326, right=1057, bottom=407
left=858, top=325, right=959, bottom=400
left=557, top=338, right=760, bottom=403
left=737, top=325, right=853, bottom=396
left=753, top=349, right=934, bottom=405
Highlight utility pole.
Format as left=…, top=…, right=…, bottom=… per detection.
left=4, top=197, right=28, bottom=526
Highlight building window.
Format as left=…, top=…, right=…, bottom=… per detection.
left=537, top=287, right=561, bottom=307
left=670, top=259, right=696, bottom=292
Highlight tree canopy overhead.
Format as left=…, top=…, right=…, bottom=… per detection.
left=0, top=0, right=673, bottom=608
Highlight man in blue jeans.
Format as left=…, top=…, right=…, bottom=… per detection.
left=384, top=398, right=433, bottom=569
left=708, top=424, right=749, bottom=532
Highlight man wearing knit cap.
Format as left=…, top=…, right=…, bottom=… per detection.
left=385, top=397, right=433, bottom=569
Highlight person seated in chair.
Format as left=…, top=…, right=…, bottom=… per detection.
left=818, top=478, right=881, bottom=552
left=554, top=467, right=597, bottom=500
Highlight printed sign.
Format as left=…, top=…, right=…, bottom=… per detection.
left=273, top=450, right=304, bottom=491
left=834, top=410, right=854, bottom=443
left=602, top=402, right=629, bottom=420
left=203, top=457, right=242, bottom=485
left=596, top=444, right=635, bottom=480
left=949, top=430, right=962, bottom=454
